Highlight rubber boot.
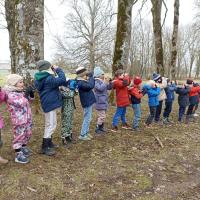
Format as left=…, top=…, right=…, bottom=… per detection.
left=95, top=125, right=102, bottom=134
left=99, top=123, right=106, bottom=133
left=41, top=138, right=55, bottom=156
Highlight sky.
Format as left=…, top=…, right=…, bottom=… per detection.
left=0, top=0, right=196, bottom=63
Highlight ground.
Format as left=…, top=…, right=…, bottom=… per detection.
left=0, top=95, right=200, bottom=200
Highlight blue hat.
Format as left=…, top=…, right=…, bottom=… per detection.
left=94, top=66, right=104, bottom=78
left=152, top=72, right=161, bottom=81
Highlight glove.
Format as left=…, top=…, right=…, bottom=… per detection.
left=24, top=85, right=35, bottom=99
left=122, top=79, right=128, bottom=86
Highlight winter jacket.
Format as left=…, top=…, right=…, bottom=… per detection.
left=188, top=86, right=200, bottom=105
left=34, top=68, right=67, bottom=113
left=94, top=78, right=112, bottom=110
left=128, top=85, right=143, bottom=104
left=157, top=78, right=167, bottom=101
left=0, top=90, right=6, bottom=128
left=165, top=83, right=177, bottom=102
left=176, top=86, right=190, bottom=107
left=77, top=73, right=96, bottom=108
left=113, top=75, right=131, bottom=107
left=143, top=85, right=161, bottom=107
left=5, top=91, right=32, bottom=126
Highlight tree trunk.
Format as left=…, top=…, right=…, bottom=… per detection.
left=170, top=0, right=180, bottom=80
left=151, top=0, right=164, bottom=76
left=5, top=0, right=44, bottom=83
left=112, top=0, right=137, bottom=74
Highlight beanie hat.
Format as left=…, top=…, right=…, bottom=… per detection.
left=152, top=72, right=161, bottom=81
left=94, top=66, right=104, bottom=78
left=186, top=79, right=193, bottom=85
left=76, top=66, right=88, bottom=77
left=134, top=76, right=142, bottom=85
left=6, top=74, right=23, bottom=86
left=115, top=69, right=124, bottom=76
left=37, top=60, right=51, bottom=71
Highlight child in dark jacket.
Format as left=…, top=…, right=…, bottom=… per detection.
left=143, top=80, right=161, bottom=126
left=185, top=79, right=200, bottom=123
left=176, top=83, right=190, bottom=122
left=34, top=60, right=67, bottom=156
left=163, top=79, right=177, bottom=124
left=94, top=66, right=112, bottom=134
left=111, top=69, right=131, bottom=132
left=76, top=67, right=96, bottom=140
left=128, top=76, right=143, bottom=131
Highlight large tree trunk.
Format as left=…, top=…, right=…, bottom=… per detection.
left=151, top=0, right=164, bottom=76
left=112, top=0, right=137, bottom=74
left=5, top=0, right=44, bottom=83
left=170, top=0, right=180, bottom=80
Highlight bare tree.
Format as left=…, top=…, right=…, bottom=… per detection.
left=56, top=0, right=114, bottom=71
left=5, top=0, right=44, bottom=83
left=170, top=0, right=180, bottom=80
left=151, top=0, right=164, bottom=76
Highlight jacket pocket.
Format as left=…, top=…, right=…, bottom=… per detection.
left=97, top=95, right=107, bottom=104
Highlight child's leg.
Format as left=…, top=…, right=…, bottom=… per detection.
left=22, top=120, right=32, bottom=146
left=80, top=106, right=92, bottom=137
left=186, top=104, right=194, bottom=116
left=44, top=110, right=57, bottom=139
left=132, top=104, right=141, bottom=129
left=112, top=107, right=123, bottom=127
left=155, top=101, right=163, bottom=122
left=97, top=110, right=106, bottom=126
left=178, top=106, right=186, bottom=121
left=146, top=106, right=156, bottom=125
left=121, top=107, right=127, bottom=125
left=163, top=101, right=173, bottom=119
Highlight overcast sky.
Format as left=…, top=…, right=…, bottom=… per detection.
left=0, top=0, right=196, bottom=63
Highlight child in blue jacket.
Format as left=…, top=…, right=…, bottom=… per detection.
left=163, top=79, right=177, bottom=124
left=143, top=80, right=161, bottom=126
left=76, top=67, right=96, bottom=140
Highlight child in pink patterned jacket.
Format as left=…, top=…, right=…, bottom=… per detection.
left=4, top=74, right=33, bottom=164
left=0, top=88, right=8, bottom=164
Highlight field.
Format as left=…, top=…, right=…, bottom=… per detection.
left=0, top=90, right=200, bottom=200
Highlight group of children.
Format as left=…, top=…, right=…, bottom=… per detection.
left=0, top=59, right=200, bottom=164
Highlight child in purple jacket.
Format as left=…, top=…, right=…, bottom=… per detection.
left=94, top=66, right=112, bottom=134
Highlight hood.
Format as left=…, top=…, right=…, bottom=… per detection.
left=34, top=71, right=50, bottom=81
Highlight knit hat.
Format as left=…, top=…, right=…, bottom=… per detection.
left=152, top=72, right=161, bottom=81
left=6, top=74, right=23, bottom=86
left=94, top=66, right=104, bottom=78
left=76, top=66, right=88, bottom=77
left=186, top=79, right=193, bottom=85
left=115, top=69, right=124, bottom=76
left=37, top=60, right=52, bottom=71
left=134, top=76, right=142, bottom=85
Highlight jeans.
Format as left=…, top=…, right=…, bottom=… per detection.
left=163, top=101, right=173, bottom=118
left=112, top=107, right=127, bottom=126
left=178, top=106, right=186, bottom=121
left=146, top=106, right=156, bottom=125
left=186, top=104, right=195, bottom=116
left=80, top=106, right=93, bottom=137
left=132, top=104, right=141, bottom=128
left=155, top=101, right=163, bottom=121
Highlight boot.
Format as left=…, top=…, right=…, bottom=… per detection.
left=49, top=137, right=59, bottom=149
left=66, top=133, right=76, bottom=144
left=99, top=123, right=106, bottom=133
left=95, top=125, right=102, bottom=134
left=0, top=156, right=8, bottom=164
left=185, top=115, right=190, bottom=124
left=163, top=118, right=168, bottom=125
left=41, top=138, right=55, bottom=156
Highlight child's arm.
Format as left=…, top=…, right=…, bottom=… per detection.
left=78, top=74, right=95, bottom=91
left=0, top=89, right=6, bottom=103
left=129, top=88, right=143, bottom=99
left=148, top=87, right=161, bottom=97
left=113, top=76, right=130, bottom=89
left=94, top=81, right=107, bottom=92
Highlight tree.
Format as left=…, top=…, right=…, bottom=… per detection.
left=151, top=0, right=164, bottom=76
left=170, top=0, right=180, bottom=80
left=112, top=0, right=138, bottom=74
left=56, top=0, right=114, bottom=71
left=5, top=0, right=44, bottom=83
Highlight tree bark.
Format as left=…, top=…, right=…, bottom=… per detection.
left=170, top=0, right=180, bottom=80
left=5, top=0, right=44, bottom=83
left=151, top=0, right=164, bottom=76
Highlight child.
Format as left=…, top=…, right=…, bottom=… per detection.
left=76, top=66, right=96, bottom=140
left=3, top=74, right=33, bottom=164
left=163, top=79, right=177, bottom=124
left=128, top=76, right=143, bottom=131
left=111, top=69, right=131, bottom=132
left=34, top=60, right=67, bottom=156
left=186, top=79, right=200, bottom=123
left=176, top=83, right=190, bottom=122
left=0, top=88, right=8, bottom=164
left=93, top=66, right=112, bottom=134
left=143, top=80, right=161, bottom=126
left=60, top=79, right=77, bottom=146
left=152, top=73, right=167, bottom=122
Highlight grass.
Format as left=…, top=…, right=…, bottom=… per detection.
left=0, top=88, right=200, bottom=199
